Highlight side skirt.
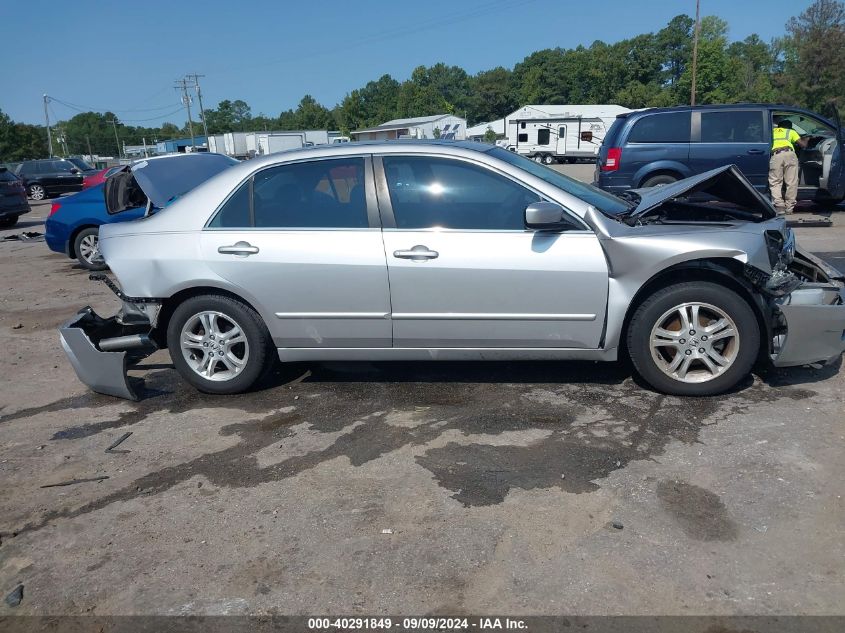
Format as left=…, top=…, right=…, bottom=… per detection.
left=277, top=347, right=617, bottom=363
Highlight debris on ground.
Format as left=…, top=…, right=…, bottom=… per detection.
left=105, top=432, right=132, bottom=454
left=40, top=476, right=110, bottom=488
left=5, top=584, right=23, bottom=607
left=12, top=323, right=23, bottom=329
left=1, top=232, right=44, bottom=242
left=786, top=217, right=832, bottom=228
left=381, top=528, right=394, bottom=535
left=611, top=521, right=624, bottom=530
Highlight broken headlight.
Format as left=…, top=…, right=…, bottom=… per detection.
left=765, top=228, right=795, bottom=269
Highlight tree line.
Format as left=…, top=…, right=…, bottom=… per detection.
left=1, top=0, right=843, bottom=161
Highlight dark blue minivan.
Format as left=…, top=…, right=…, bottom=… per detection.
left=595, top=104, right=844, bottom=204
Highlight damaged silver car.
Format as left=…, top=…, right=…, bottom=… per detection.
left=59, top=141, right=845, bottom=400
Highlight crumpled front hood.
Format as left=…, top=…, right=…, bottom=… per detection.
left=104, top=153, right=237, bottom=214
left=626, top=164, right=776, bottom=221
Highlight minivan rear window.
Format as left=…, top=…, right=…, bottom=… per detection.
left=627, top=112, right=691, bottom=143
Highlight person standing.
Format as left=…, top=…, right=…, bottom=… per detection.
left=769, top=119, right=807, bottom=215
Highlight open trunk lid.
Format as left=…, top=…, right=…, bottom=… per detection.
left=104, top=153, right=237, bottom=214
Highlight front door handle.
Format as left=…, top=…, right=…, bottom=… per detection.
left=218, top=241, right=259, bottom=256
left=747, top=149, right=766, bottom=155
left=393, top=245, right=439, bottom=261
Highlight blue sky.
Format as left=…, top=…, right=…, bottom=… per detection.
left=5, top=0, right=813, bottom=126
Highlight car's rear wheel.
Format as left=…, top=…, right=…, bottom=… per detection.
left=73, top=227, right=107, bottom=271
left=542, top=154, right=555, bottom=165
left=0, top=216, right=19, bottom=228
left=627, top=282, right=760, bottom=396
left=641, top=173, right=678, bottom=188
left=27, top=184, right=46, bottom=201
left=166, top=295, right=276, bottom=395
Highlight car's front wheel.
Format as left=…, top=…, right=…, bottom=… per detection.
left=27, top=184, right=46, bottom=201
left=73, top=227, right=107, bottom=270
left=627, top=282, right=760, bottom=396
left=166, top=295, right=276, bottom=395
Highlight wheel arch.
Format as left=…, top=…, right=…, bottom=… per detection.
left=632, top=161, right=690, bottom=188
left=152, top=285, right=265, bottom=349
left=617, top=258, right=771, bottom=361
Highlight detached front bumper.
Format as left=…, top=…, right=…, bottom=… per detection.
left=771, top=283, right=845, bottom=367
left=59, top=303, right=159, bottom=400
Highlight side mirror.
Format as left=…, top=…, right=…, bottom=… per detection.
left=70, top=168, right=79, bottom=174
left=525, top=201, right=565, bottom=229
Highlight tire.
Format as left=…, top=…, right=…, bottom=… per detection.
left=542, top=154, right=554, bottom=165
left=27, top=183, right=46, bottom=201
left=0, top=216, right=19, bottom=228
left=627, top=282, right=760, bottom=396
left=641, top=173, right=678, bottom=188
left=166, top=294, right=276, bottom=395
left=532, top=155, right=543, bottom=163
left=73, top=227, right=107, bottom=271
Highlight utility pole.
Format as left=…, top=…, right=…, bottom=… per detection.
left=43, top=94, right=53, bottom=158
left=690, top=0, right=701, bottom=106
left=176, top=78, right=196, bottom=150
left=109, top=118, right=121, bottom=158
left=188, top=73, right=209, bottom=142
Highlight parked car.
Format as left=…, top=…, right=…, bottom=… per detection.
left=59, top=141, right=845, bottom=402
left=45, top=153, right=238, bottom=270
left=0, top=166, right=30, bottom=227
left=14, top=158, right=85, bottom=200
left=82, top=165, right=123, bottom=190
left=595, top=104, right=844, bottom=204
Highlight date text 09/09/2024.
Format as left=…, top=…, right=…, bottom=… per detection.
left=307, top=617, right=528, bottom=630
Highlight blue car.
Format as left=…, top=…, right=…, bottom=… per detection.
left=45, top=153, right=238, bottom=270
left=595, top=103, right=845, bottom=204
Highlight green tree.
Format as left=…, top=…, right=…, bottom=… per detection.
left=780, top=0, right=845, bottom=111
left=0, top=109, right=47, bottom=161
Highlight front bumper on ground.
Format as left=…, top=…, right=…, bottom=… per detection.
left=59, top=306, right=157, bottom=400
left=772, top=284, right=845, bottom=367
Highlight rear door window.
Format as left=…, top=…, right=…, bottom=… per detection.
left=700, top=110, right=764, bottom=143
left=627, top=112, right=691, bottom=143
left=209, top=157, right=369, bottom=229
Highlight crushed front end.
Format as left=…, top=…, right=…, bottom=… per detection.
left=745, top=235, right=845, bottom=368
left=59, top=275, right=160, bottom=400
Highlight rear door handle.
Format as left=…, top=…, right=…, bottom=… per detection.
left=218, top=241, right=259, bottom=256
left=393, top=245, right=439, bottom=261
left=747, top=149, right=766, bottom=155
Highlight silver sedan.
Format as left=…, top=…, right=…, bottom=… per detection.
left=59, top=141, right=845, bottom=400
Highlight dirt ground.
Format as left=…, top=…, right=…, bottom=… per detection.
left=0, top=186, right=843, bottom=617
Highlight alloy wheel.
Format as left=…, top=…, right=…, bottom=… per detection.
left=649, top=302, right=740, bottom=384
left=29, top=184, right=45, bottom=200
left=180, top=311, right=250, bottom=382
left=78, top=234, right=103, bottom=265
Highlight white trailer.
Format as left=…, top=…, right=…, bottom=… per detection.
left=207, top=135, right=226, bottom=154
left=223, top=132, right=249, bottom=159
left=505, top=105, right=631, bottom=164
left=258, top=133, right=307, bottom=155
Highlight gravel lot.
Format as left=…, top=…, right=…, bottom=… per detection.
left=0, top=170, right=843, bottom=616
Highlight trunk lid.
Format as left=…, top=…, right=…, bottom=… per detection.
left=104, top=153, right=237, bottom=214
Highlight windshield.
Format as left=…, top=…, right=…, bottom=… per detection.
left=488, top=147, right=631, bottom=214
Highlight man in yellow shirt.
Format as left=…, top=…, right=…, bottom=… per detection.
left=769, top=119, right=807, bottom=214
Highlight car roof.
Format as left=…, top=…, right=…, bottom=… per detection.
left=617, top=103, right=832, bottom=121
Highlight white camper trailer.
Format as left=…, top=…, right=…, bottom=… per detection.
left=505, top=105, right=631, bottom=164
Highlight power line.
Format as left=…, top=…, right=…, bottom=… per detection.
left=47, top=95, right=182, bottom=114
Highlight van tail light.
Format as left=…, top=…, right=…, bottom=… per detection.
left=601, top=147, right=622, bottom=172
left=49, top=201, right=62, bottom=216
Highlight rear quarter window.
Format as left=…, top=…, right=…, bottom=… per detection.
left=627, top=112, right=691, bottom=143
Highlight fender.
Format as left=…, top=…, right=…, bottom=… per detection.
left=632, top=160, right=693, bottom=187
